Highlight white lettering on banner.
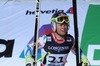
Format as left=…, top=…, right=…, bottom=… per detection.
left=87, top=45, right=100, bottom=65
left=0, top=44, right=6, bottom=53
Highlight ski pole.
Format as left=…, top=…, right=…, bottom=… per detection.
left=33, top=0, right=40, bottom=66
left=72, top=0, right=81, bottom=66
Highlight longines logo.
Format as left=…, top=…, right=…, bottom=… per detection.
left=48, top=46, right=69, bottom=52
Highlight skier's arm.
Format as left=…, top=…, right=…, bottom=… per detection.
left=71, top=47, right=90, bottom=66
left=25, top=35, right=46, bottom=66
left=80, top=49, right=90, bottom=66
left=25, top=44, right=34, bottom=66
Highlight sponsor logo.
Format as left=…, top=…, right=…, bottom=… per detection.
left=87, top=45, right=100, bottom=65
left=47, top=36, right=51, bottom=42
left=26, top=9, right=64, bottom=15
left=48, top=46, right=69, bottom=52
left=0, top=39, right=15, bottom=57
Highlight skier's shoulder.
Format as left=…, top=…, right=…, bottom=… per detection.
left=67, top=34, right=73, bottom=37
left=39, top=33, right=53, bottom=42
left=39, top=33, right=52, bottom=40
left=67, top=34, right=74, bottom=40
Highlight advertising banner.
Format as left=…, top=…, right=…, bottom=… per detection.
left=0, top=0, right=99, bottom=66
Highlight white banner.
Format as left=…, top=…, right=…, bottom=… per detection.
left=0, top=1, right=89, bottom=66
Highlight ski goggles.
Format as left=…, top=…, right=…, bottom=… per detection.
left=51, top=16, right=70, bottom=24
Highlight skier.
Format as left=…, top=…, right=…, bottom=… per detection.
left=25, top=12, right=89, bottom=66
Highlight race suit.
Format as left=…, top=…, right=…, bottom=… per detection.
left=25, top=33, right=86, bottom=66
left=37, top=33, right=74, bottom=66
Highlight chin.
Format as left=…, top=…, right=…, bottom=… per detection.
left=61, top=33, right=66, bottom=36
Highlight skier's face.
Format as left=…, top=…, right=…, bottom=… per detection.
left=56, top=23, right=68, bottom=36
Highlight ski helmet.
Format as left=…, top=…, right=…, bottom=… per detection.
left=51, top=12, right=70, bottom=31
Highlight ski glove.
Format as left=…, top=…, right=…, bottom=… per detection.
left=81, top=55, right=90, bottom=66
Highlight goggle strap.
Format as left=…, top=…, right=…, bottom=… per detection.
left=51, top=18, right=56, bottom=22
